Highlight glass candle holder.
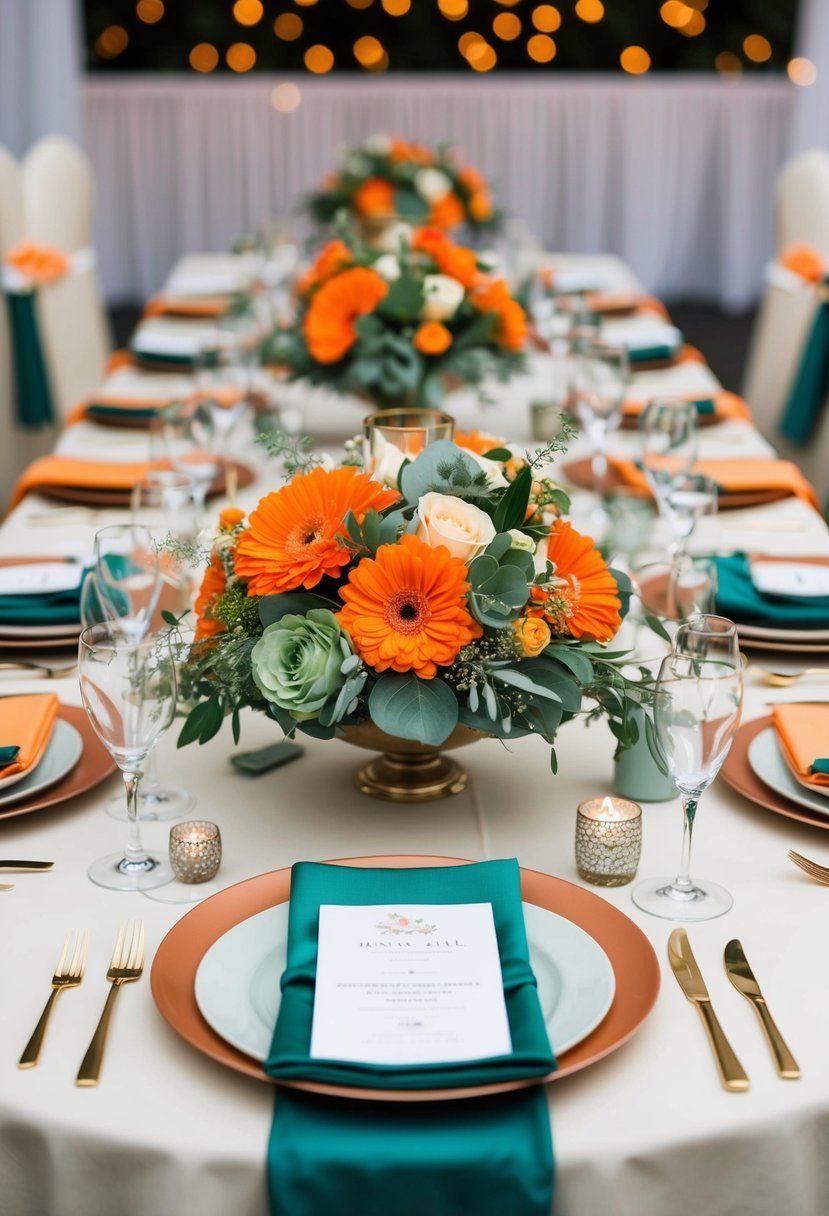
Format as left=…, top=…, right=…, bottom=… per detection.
left=169, top=821, right=222, bottom=884
left=363, top=408, right=455, bottom=486
left=576, top=796, right=642, bottom=887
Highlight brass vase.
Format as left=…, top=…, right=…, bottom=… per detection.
left=339, top=722, right=484, bottom=803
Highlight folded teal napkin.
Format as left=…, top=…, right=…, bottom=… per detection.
left=0, top=746, right=20, bottom=765
left=628, top=344, right=679, bottom=364
left=779, top=287, right=829, bottom=445
left=131, top=350, right=195, bottom=369
left=0, top=568, right=86, bottom=626
left=86, top=402, right=160, bottom=421
left=714, top=553, right=829, bottom=629
left=811, top=759, right=829, bottom=775
left=266, top=858, right=556, bottom=1088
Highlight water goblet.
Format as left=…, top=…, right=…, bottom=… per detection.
left=632, top=644, right=743, bottom=921
left=569, top=341, right=629, bottom=510
left=640, top=398, right=698, bottom=508
left=93, top=525, right=161, bottom=647
left=163, top=406, right=222, bottom=522
left=662, top=473, right=718, bottom=563
left=666, top=557, right=719, bottom=622
left=78, top=625, right=176, bottom=891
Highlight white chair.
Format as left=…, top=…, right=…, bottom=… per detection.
left=21, top=135, right=111, bottom=422
left=742, top=150, right=829, bottom=495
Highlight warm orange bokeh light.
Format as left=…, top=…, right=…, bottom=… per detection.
left=788, top=57, right=817, bottom=86
left=575, top=0, right=604, bottom=22
left=274, top=13, right=303, bottom=39
left=354, top=36, right=385, bottom=67
left=459, top=31, right=484, bottom=57
left=714, top=51, right=742, bottom=75
left=305, top=44, right=335, bottom=73
left=382, top=0, right=410, bottom=12
left=294, top=0, right=317, bottom=5
left=678, top=10, right=705, bottom=36
left=743, top=34, right=772, bottom=63
left=271, top=83, right=301, bottom=112
left=346, top=0, right=374, bottom=7
left=493, top=13, right=521, bottom=40
left=660, top=1, right=692, bottom=28
left=227, top=42, right=257, bottom=71
left=96, top=25, right=129, bottom=58
left=189, top=42, right=219, bottom=72
left=527, top=34, right=556, bottom=63
left=233, top=0, right=263, bottom=25
left=136, top=0, right=164, bottom=23
left=620, top=46, right=651, bottom=74
left=469, top=43, right=497, bottom=72
left=439, top=0, right=469, bottom=19
left=532, top=5, right=561, bottom=33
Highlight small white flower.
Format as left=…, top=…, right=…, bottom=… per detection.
left=457, top=448, right=509, bottom=490
left=507, top=528, right=536, bottom=554
left=373, top=253, right=401, bottom=282
left=364, top=133, right=392, bottom=156
left=372, top=221, right=413, bottom=254
left=415, top=167, right=453, bottom=204
left=421, top=273, right=465, bottom=321
left=346, top=153, right=371, bottom=178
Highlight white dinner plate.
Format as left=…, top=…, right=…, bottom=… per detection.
left=0, top=621, right=82, bottom=639
left=195, top=901, right=616, bottom=1065
left=737, top=622, right=829, bottom=644
left=0, top=719, right=83, bottom=805
left=748, top=726, right=829, bottom=817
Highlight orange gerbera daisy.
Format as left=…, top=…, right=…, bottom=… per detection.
left=454, top=429, right=506, bottom=455
left=529, top=521, right=621, bottom=643
left=390, top=139, right=434, bottom=165
left=471, top=278, right=527, bottom=351
left=296, top=239, right=352, bottom=297
left=194, top=554, right=227, bottom=641
left=234, top=466, right=399, bottom=597
left=354, top=177, right=395, bottom=217
left=412, top=227, right=480, bottom=289
left=338, top=533, right=482, bottom=678
left=303, top=267, right=389, bottom=364
left=429, top=192, right=465, bottom=230
left=413, top=321, right=452, bottom=355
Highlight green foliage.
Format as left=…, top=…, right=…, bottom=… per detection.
left=399, top=440, right=488, bottom=503
left=369, top=672, right=459, bottom=746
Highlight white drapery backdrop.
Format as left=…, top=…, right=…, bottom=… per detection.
left=0, top=0, right=82, bottom=157
left=790, top=0, right=829, bottom=153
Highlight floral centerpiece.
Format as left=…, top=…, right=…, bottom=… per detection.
left=306, top=135, right=500, bottom=233
left=268, top=227, right=526, bottom=411
left=178, top=434, right=650, bottom=800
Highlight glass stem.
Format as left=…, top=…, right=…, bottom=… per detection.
left=123, top=768, right=148, bottom=866
left=141, top=749, right=161, bottom=796
left=673, top=794, right=698, bottom=893
left=591, top=437, right=608, bottom=497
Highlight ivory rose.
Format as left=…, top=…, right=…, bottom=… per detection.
left=421, top=273, right=465, bottom=322
left=373, top=253, right=402, bottom=282
left=415, top=167, right=453, bottom=204
left=416, top=491, right=496, bottom=563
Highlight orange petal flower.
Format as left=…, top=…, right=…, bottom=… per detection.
left=354, top=177, right=396, bottom=217
left=780, top=243, right=825, bottom=284
left=429, top=192, right=465, bottom=230
left=469, top=191, right=493, bottom=223
left=338, top=533, right=482, bottom=678
left=296, top=239, right=353, bottom=296
left=530, top=521, right=621, bottom=643
left=454, top=429, right=506, bottom=455
left=5, top=241, right=69, bottom=284
left=390, top=139, right=434, bottom=164
left=412, top=227, right=480, bottom=289
left=194, top=554, right=227, bottom=640
left=234, top=466, right=399, bottom=597
left=303, top=266, right=389, bottom=364
left=470, top=278, right=527, bottom=351
left=413, top=321, right=453, bottom=355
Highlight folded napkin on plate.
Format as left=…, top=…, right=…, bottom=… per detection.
left=266, top=858, right=555, bottom=1216
left=714, top=554, right=829, bottom=629
left=0, top=568, right=85, bottom=625
left=622, top=390, right=752, bottom=422
left=143, top=295, right=232, bottom=320
left=0, top=693, right=58, bottom=780
left=7, top=456, right=157, bottom=513
left=609, top=457, right=820, bottom=511
left=772, top=703, right=829, bottom=787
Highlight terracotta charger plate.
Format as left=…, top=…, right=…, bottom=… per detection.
left=0, top=703, right=115, bottom=821
left=151, top=854, right=661, bottom=1101
left=620, top=408, right=721, bottom=432
left=35, top=460, right=255, bottom=509
left=560, top=456, right=789, bottom=511
left=721, top=715, right=829, bottom=832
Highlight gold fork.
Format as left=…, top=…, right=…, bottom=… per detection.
left=76, top=920, right=145, bottom=1087
left=788, top=850, right=829, bottom=885
left=0, top=661, right=78, bottom=679
left=18, top=930, right=88, bottom=1068
left=751, top=667, right=829, bottom=688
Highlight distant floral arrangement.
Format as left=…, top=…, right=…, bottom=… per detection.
left=267, top=226, right=526, bottom=410
left=306, top=134, right=501, bottom=232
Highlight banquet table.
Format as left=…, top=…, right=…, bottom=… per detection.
left=2, top=253, right=829, bottom=1216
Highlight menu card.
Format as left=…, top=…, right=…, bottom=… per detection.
left=0, top=564, right=83, bottom=595
left=751, top=560, right=829, bottom=599
left=309, top=902, right=512, bottom=1066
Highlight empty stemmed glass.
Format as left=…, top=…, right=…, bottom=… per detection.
left=570, top=342, right=629, bottom=508
left=661, top=473, right=718, bottom=563
left=162, top=406, right=222, bottom=523
left=632, top=618, right=743, bottom=921
left=94, top=525, right=161, bottom=646
left=78, top=625, right=176, bottom=891
left=640, top=398, right=698, bottom=505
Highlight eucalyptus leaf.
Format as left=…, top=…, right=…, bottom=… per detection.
left=259, top=593, right=339, bottom=628
left=368, top=672, right=458, bottom=746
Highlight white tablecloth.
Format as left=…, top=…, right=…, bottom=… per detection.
left=3, top=253, right=829, bottom=1216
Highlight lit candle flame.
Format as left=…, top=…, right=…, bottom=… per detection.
left=601, top=796, right=621, bottom=821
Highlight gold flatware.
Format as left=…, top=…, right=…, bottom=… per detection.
left=0, top=883, right=14, bottom=892
left=0, top=861, right=54, bottom=871
left=668, top=928, right=749, bottom=1092
left=19, top=930, right=88, bottom=1068
left=787, top=849, right=829, bottom=885
left=0, top=661, right=78, bottom=679
left=750, top=666, right=829, bottom=688
left=724, top=939, right=800, bottom=1078
left=76, top=920, right=145, bottom=1087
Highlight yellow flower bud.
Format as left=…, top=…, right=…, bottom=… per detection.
left=513, top=615, right=551, bottom=658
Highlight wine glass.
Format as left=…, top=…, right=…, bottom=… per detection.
left=662, top=473, right=718, bottom=563
left=163, top=406, right=222, bottom=522
left=640, top=398, right=698, bottom=507
left=632, top=643, right=743, bottom=921
left=569, top=342, right=629, bottom=504
left=94, top=525, right=161, bottom=647
left=674, top=614, right=741, bottom=665
left=195, top=319, right=256, bottom=445
left=666, top=557, right=718, bottom=622
left=78, top=625, right=176, bottom=891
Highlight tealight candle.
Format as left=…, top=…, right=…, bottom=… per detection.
left=169, top=820, right=222, bottom=884
left=575, top=796, right=642, bottom=887
left=363, top=409, right=454, bottom=485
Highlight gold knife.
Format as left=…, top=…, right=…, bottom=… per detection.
left=0, top=861, right=54, bottom=871
left=668, top=928, right=749, bottom=1092
left=724, top=939, right=800, bottom=1079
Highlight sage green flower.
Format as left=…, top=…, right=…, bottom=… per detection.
left=251, top=609, right=352, bottom=721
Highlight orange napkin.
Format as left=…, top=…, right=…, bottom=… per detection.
left=608, top=456, right=820, bottom=512
left=587, top=293, right=671, bottom=320
left=0, top=694, right=58, bottom=780
left=772, top=703, right=829, bottom=789
left=7, top=456, right=158, bottom=513
left=622, top=391, right=753, bottom=422
left=144, top=295, right=232, bottom=319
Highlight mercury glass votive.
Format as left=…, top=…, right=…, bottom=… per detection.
left=169, top=821, right=222, bottom=884
left=576, top=796, right=642, bottom=887
left=363, top=408, right=454, bottom=486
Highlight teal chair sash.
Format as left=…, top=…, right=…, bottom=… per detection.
left=4, top=290, right=56, bottom=428
left=778, top=277, right=829, bottom=445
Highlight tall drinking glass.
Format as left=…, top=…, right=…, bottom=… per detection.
left=640, top=398, right=698, bottom=506
left=570, top=342, right=629, bottom=502
left=93, top=525, right=161, bottom=646
left=78, top=625, right=176, bottom=891
left=662, top=473, right=718, bottom=562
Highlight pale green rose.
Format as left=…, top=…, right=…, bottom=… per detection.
left=251, top=609, right=352, bottom=721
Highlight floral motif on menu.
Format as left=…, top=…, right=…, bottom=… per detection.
left=376, top=912, right=438, bottom=936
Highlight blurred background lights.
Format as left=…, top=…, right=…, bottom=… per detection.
left=532, top=6, right=561, bottom=34
left=382, top=0, right=410, bottom=12
left=493, top=13, right=522, bottom=41
left=354, top=36, right=386, bottom=67
left=678, top=10, right=705, bottom=37
left=95, top=25, right=128, bottom=58
left=346, top=0, right=374, bottom=8
left=305, top=44, right=334, bottom=72
left=274, top=13, right=303, bottom=40
left=232, top=0, right=263, bottom=25
left=714, top=51, right=742, bottom=75
left=271, top=82, right=301, bottom=112
left=788, top=57, right=817, bottom=86
left=575, top=0, right=604, bottom=23
left=527, top=34, right=556, bottom=63
left=189, top=42, right=219, bottom=72
left=136, top=0, right=164, bottom=23
left=743, top=34, right=772, bottom=63
left=620, top=45, right=651, bottom=74
left=439, top=0, right=469, bottom=21
left=226, top=42, right=256, bottom=71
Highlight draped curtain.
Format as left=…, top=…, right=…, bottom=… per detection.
left=789, top=0, right=829, bottom=153
left=0, top=0, right=82, bottom=156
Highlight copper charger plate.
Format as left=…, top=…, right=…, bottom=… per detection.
left=0, top=703, right=116, bottom=821
left=151, top=854, right=660, bottom=1100
left=35, top=460, right=255, bottom=508
left=620, top=409, right=720, bottom=432
left=721, top=715, right=829, bottom=832
left=561, top=456, right=789, bottom=511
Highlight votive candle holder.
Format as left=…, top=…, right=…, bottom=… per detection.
left=169, top=820, right=222, bottom=884
left=575, top=796, right=642, bottom=887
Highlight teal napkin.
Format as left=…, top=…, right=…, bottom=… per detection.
left=86, top=402, right=160, bottom=421
left=628, top=343, right=679, bottom=365
left=5, top=292, right=55, bottom=428
left=714, top=553, right=829, bottom=629
left=811, top=759, right=829, bottom=775
left=266, top=859, right=555, bottom=1216
left=0, top=746, right=20, bottom=765
left=130, top=348, right=196, bottom=370
left=779, top=282, right=829, bottom=445
left=0, top=567, right=86, bottom=626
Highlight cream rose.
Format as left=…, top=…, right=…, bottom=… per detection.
left=414, top=167, right=452, bottom=203
left=364, top=133, right=392, bottom=155
left=373, top=253, right=401, bottom=282
left=416, top=491, right=496, bottom=563
left=373, top=221, right=413, bottom=255
left=421, top=273, right=465, bottom=322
